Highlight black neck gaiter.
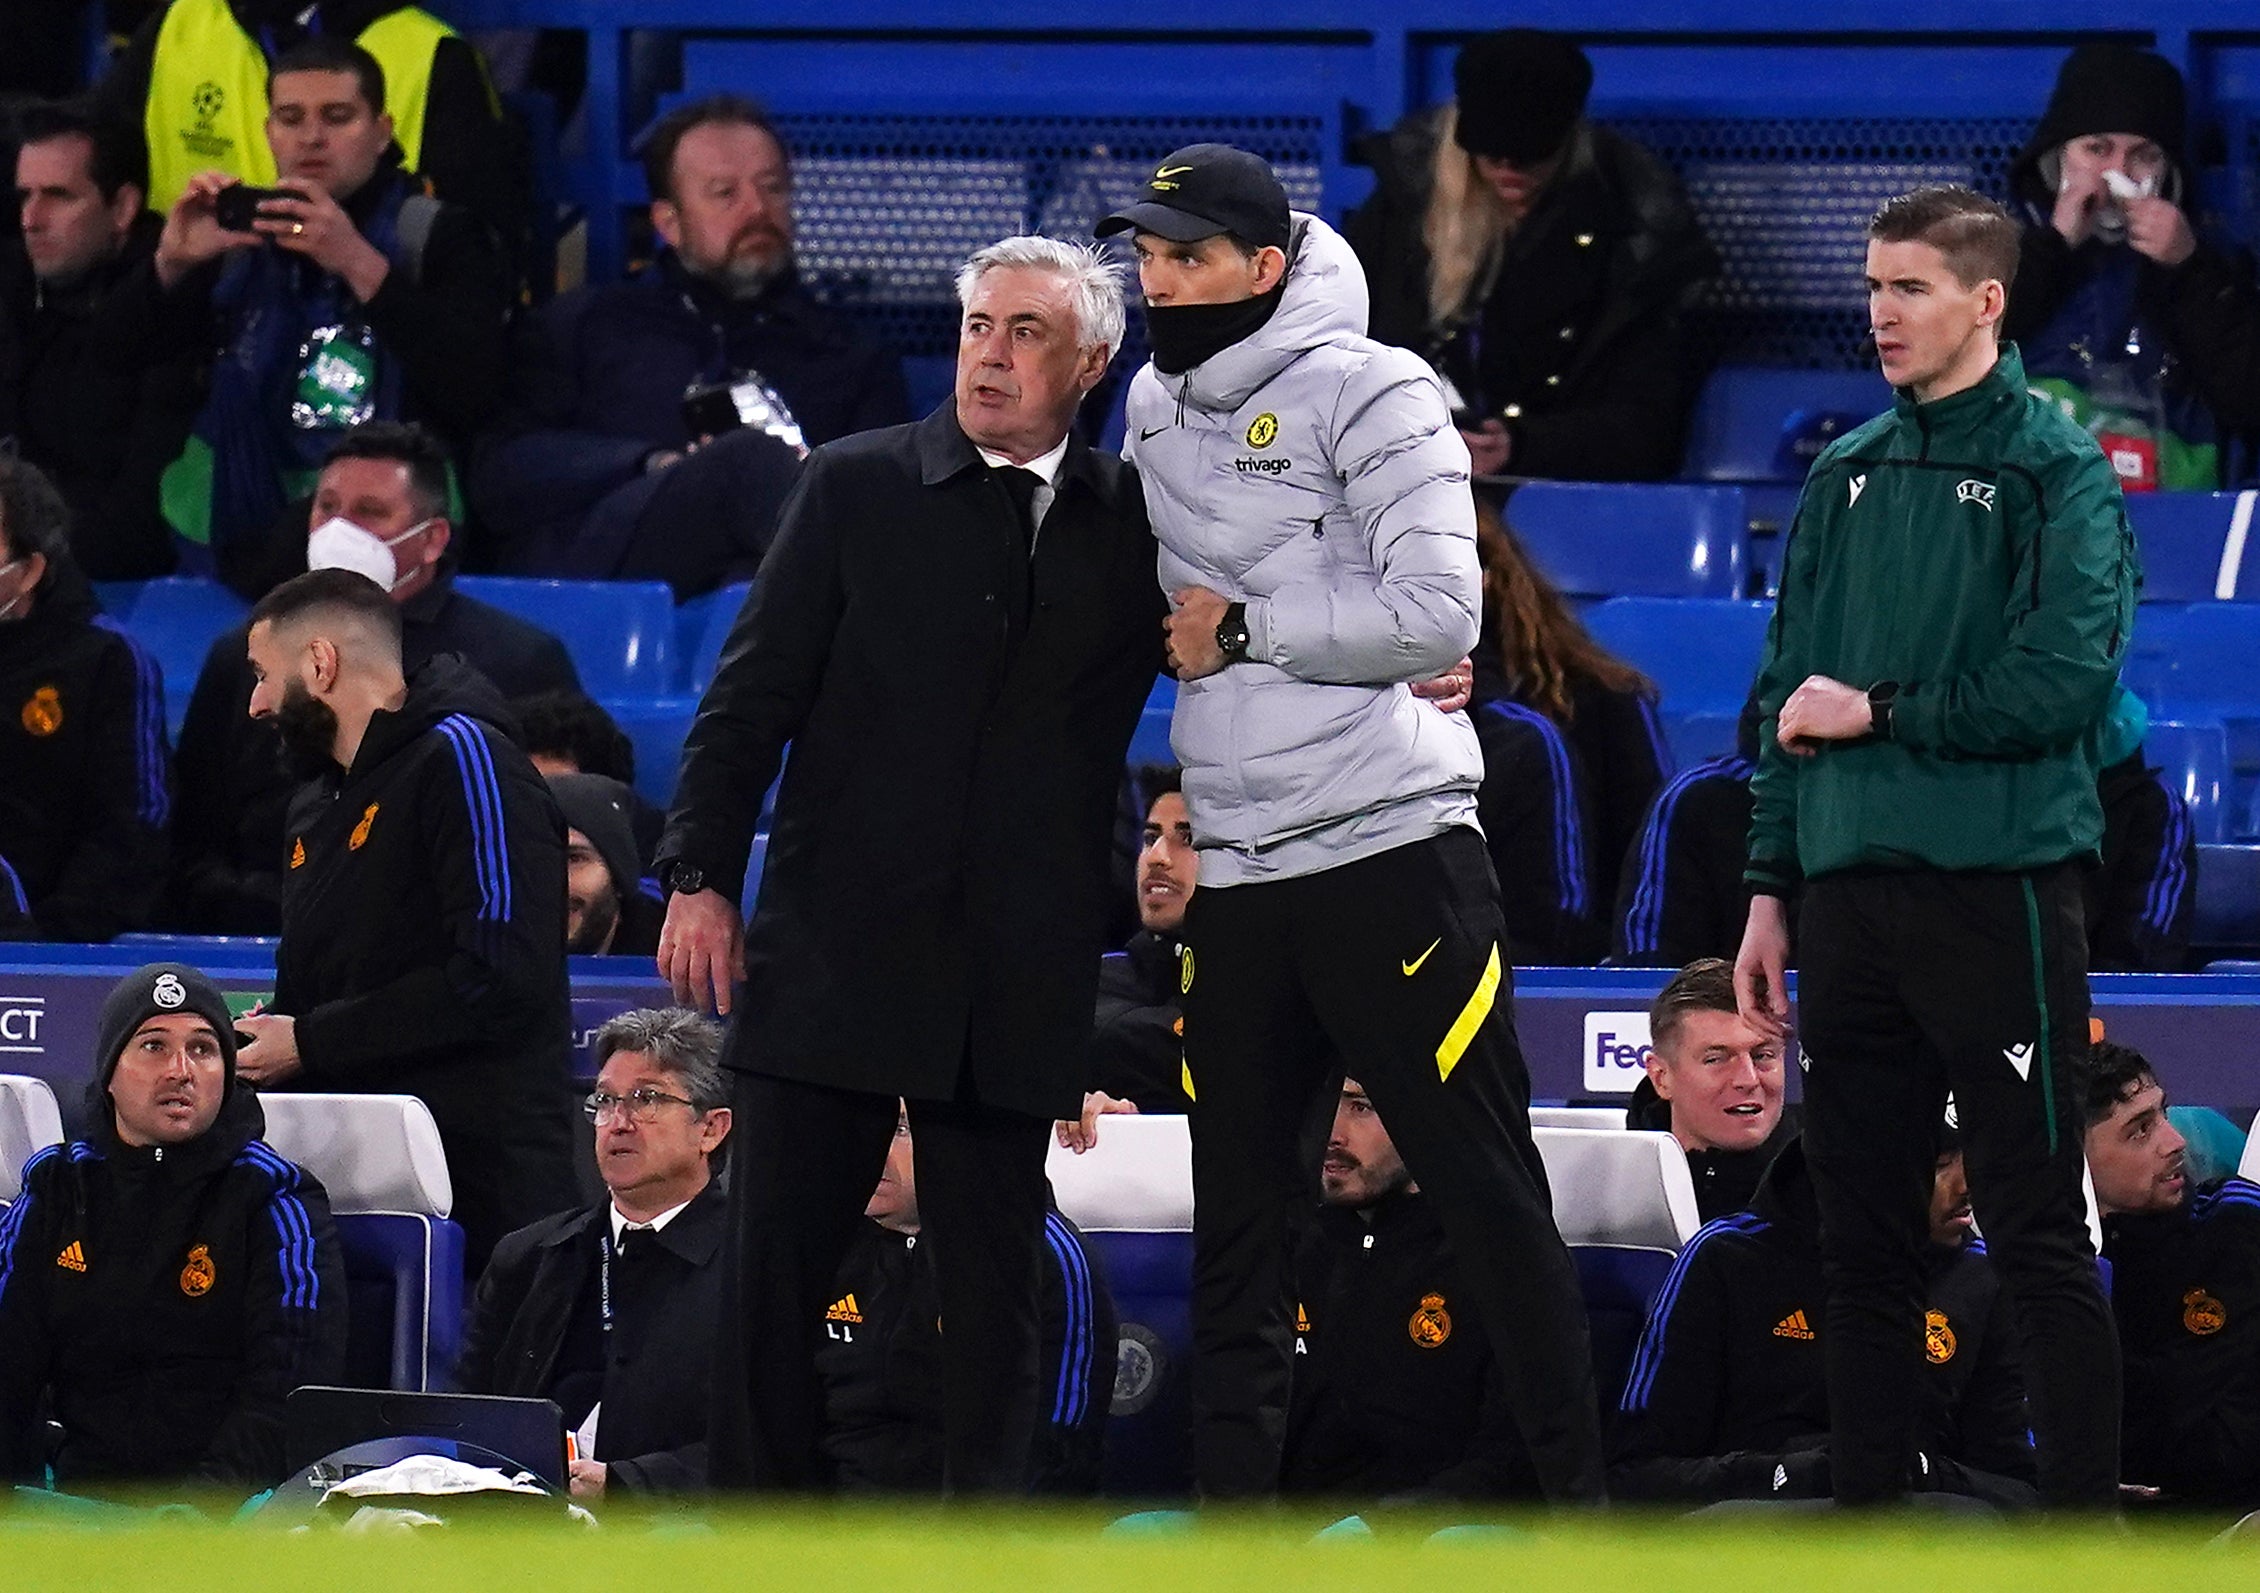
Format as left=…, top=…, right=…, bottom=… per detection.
left=1145, top=280, right=1288, bottom=376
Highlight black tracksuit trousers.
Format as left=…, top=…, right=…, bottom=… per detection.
left=1797, top=863, right=2120, bottom=1507
left=1180, top=826, right=1607, bottom=1502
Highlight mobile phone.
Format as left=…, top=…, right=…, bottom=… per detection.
left=681, top=382, right=747, bottom=439
left=215, top=184, right=303, bottom=234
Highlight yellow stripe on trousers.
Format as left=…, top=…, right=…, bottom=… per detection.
left=1435, top=942, right=1501, bottom=1082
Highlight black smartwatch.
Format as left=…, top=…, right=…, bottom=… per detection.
left=663, top=861, right=706, bottom=897
left=1866, top=680, right=1901, bottom=741
left=1215, top=601, right=1251, bottom=665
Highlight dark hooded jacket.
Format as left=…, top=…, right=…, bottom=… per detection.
left=1608, top=1139, right=2035, bottom=1507
left=2004, top=45, right=2260, bottom=469
left=0, top=1007, right=345, bottom=1492
left=1347, top=108, right=1720, bottom=481
left=269, top=654, right=578, bottom=1268
left=0, top=558, right=170, bottom=941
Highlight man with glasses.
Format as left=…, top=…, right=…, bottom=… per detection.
left=458, top=1008, right=733, bottom=1501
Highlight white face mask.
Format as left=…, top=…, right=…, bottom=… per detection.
left=0, top=558, right=29, bottom=623
left=305, top=516, right=433, bottom=592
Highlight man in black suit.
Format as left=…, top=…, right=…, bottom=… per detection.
left=457, top=1008, right=731, bottom=1500
left=656, top=234, right=1163, bottom=1493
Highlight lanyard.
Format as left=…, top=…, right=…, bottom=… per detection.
left=599, top=1234, right=614, bottom=1337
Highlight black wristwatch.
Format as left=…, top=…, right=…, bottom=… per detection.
left=1215, top=601, right=1251, bottom=665
left=1867, top=680, right=1901, bottom=741
left=663, top=860, right=706, bottom=897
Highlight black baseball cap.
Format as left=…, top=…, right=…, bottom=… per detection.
left=1096, top=144, right=1292, bottom=251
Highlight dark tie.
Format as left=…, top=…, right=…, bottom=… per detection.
left=994, top=465, right=1043, bottom=564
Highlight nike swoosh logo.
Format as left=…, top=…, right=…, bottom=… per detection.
left=1155, top=165, right=1194, bottom=178
left=1402, top=938, right=1442, bottom=977
left=1139, top=425, right=1169, bottom=441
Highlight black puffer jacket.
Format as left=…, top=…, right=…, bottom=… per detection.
left=1347, top=109, right=1719, bottom=481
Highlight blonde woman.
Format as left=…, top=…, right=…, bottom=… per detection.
left=1345, top=30, right=1718, bottom=481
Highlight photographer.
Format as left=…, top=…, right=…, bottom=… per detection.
left=103, top=35, right=509, bottom=595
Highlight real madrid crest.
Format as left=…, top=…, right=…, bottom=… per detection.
left=349, top=802, right=380, bottom=850
left=2185, top=1287, right=2229, bottom=1336
left=152, top=971, right=187, bottom=1010
left=179, top=1243, right=216, bottom=1297
left=1924, top=1308, right=1957, bottom=1364
left=1408, top=1291, right=1452, bottom=1349
left=21, top=684, right=62, bottom=737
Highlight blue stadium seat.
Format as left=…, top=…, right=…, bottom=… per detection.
left=255, top=1093, right=465, bottom=1392
left=453, top=577, right=676, bottom=699
left=2145, top=720, right=2231, bottom=846
left=601, top=695, right=699, bottom=809
left=739, top=830, right=770, bottom=920
left=676, top=581, right=755, bottom=696
left=1581, top=597, right=1772, bottom=720
left=122, top=577, right=249, bottom=736
left=2194, top=845, right=2260, bottom=955
left=2126, top=492, right=2260, bottom=603
left=1128, top=676, right=1175, bottom=766
left=1505, top=482, right=1750, bottom=600
left=1682, top=367, right=1894, bottom=484
left=1661, top=711, right=1741, bottom=768
left=92, top=581, right=148, bottom=620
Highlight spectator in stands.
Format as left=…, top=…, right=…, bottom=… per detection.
left=97, top=0, right=524, bottom=252
left=2089, top=687, right=2195, bottom=973
left=170, top=421, right=577, bottom=935
left=2085, top=1041, right=2260, bottom=1509
left=2, top=100, right=199, bottom=580
left=105, top=37, right=510, bottom=593
left=1346, top=30, right=1719, bottom=482
left=230, top=569, right=579, bottom=1271
left=657, top=234, right=1156, bottom=1494
left=1283, top=1078, right=1536, bottom=1502
left=818, top=1107, right=1113, bottom=1494
left=551, top=772, right=663, bottom=959
left=1626, top=959, right=1792, bottom=1223
left=1613, top=694, right=1763, bottom=967
left=516, top=688, right=662, bottom=866
left=458, top=1008, right=731, bottom=1501
left=0, top=456, right=170, bottom=941
left=1474, top=496, right=1666, bottom=917
left=1084, top=767, right=1197, bottom=1117
left=1737, top=187, right=2133, bottom=1508
left=473, top=94, right=903, bottom=582
left=1609, top=1125, right=2035, bottom=1508
left=2006, top=44, right=2260, bottom=491
left=0, top=962, right=348, bottom=1494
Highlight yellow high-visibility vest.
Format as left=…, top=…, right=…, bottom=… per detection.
left=143, top=0, right=457, bottom=212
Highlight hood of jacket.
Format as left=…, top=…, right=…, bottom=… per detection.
left=1174, top=213, right=1371, bottom=414
left=344, top=652, right=523, bottom=789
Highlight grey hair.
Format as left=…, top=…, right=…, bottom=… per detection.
left=955, top=235, right=1127, bottom=357
left=591, top=1007, right=728, bottom=1114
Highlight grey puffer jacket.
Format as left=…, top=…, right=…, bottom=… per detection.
left=1127, top=213, right=1483, bottom=882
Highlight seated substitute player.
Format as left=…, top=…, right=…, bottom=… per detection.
left=818, top=1107, right=1113, bottom=1494
left=1625, top=959, right=1793, bottom=1222
left=1609, top=1124, right=2036, bottom=1509
left=457, top=1008, right=731, bottom=1500
left=1282, top=1078, right=1536, bottom=1502
left=2086, top=1041, right=2260, bottom=1510
left=1082, top=767, right=1197, bottom=1120
left=0, top=963, right=346, bottom=1495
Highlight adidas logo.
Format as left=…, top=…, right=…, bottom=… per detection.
left=1294, top=1303, right=1310, bottom=1334
left=825, top=1293, right=863, bottom=1325
left=1772, top=1463, right=1789, bottom=1492
left=1773, top=1309, right=1815, bottom=1340
left=54, top=1240, right=86, bottom=1273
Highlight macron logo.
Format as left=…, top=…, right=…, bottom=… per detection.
left=2004, top=1042, right=2035, bottom=1082
left=1848, top=473, right=1867, bottom=506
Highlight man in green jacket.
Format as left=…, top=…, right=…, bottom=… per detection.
left=1734, top=185, right=2137, bottom=1509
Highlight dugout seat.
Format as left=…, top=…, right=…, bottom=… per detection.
left=1582, top=597, right=1773, bottom=725
left=2145, top=720, right=2231, bottom=846
left=256, top=1093, right=463, bottom=1393
left=1531, top=1127, right=1701, bottom=1412
left=1529, top=1106, right=1627, bottom=1131
left=2195, top=845, right=2260, bottom=956
left=1048, top=1113, right=1194, bottom=1497
left=453, top=576, right=676, bottom=699
left=2125, top=491, right=2260, bottom=603
left=0, top=1074, right=64, bottom=1204
left=1505, top=482, right=1750, bottom=600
